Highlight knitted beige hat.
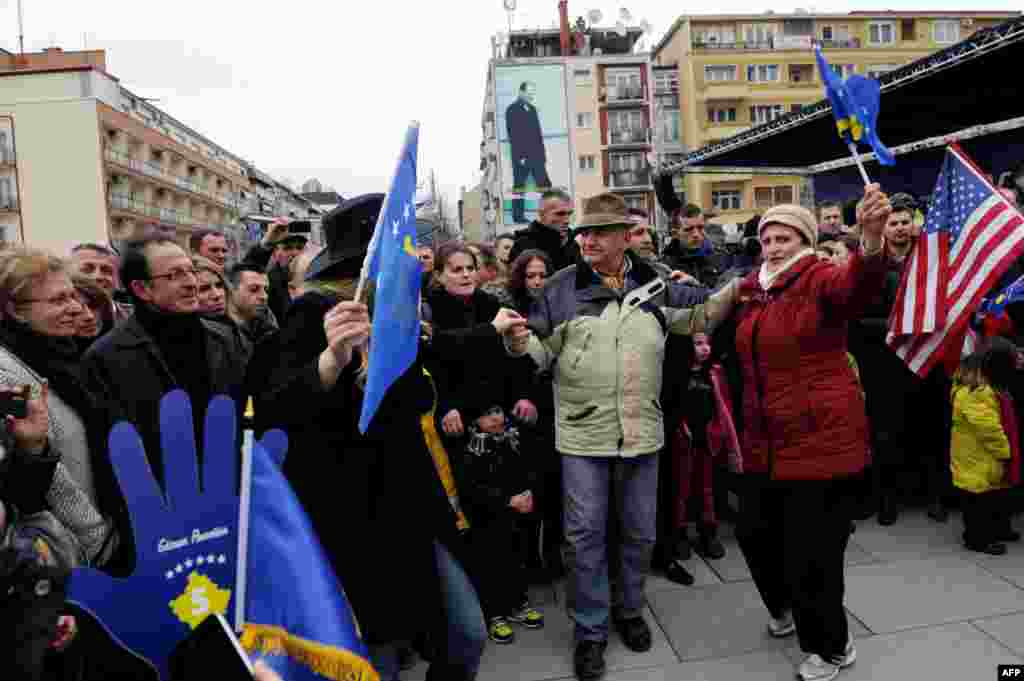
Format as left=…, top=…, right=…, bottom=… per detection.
left=758, top=204, right=818, bottom=247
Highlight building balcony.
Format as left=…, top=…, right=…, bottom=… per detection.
left=607, top=128, right=651, bottom=147
left=692, top=40, right=775, bottom=51
left=608, top=169, right=652, bottom=190
left=0, top=146, right=14, bottom=166
left=603, top=86, right=646, bottom=105
left=0, top=196, right=18, bottom=212
left=104, top=146, right=235, bottom=210
left=702, top=84, right=750, bottom=101
left=817, top=38, right=862, bottom=49
left=109, top=192, right=188, bottom=225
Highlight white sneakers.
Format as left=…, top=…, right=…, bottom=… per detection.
left=768, top=611, right=796, bottom=638
left=797, top=638, right=857, bottom=681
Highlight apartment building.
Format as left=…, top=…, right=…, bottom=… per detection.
left=0, top=47, right=320, bottom=256
left=479, top=20, right=653, bottom=239
left=652, top=10, right=1019, bottom=224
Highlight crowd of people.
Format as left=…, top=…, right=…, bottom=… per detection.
left=1, top=163, right=1023, bottom=681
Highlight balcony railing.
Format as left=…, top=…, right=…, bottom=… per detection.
left=692, top=40, right=774, bottom=50
left=606, top=86, right=645, bottom=102
left=104, top=147, right=235, bottom=209
left=109, top=192, right=187, bottom=225
left=608, top=169, right=651, bottom=188
left=817, top=38, right=862, bottom=49
left=608, top=128, right=650, bottom=146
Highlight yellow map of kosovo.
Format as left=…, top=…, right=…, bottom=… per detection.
left=169, top=572, right=232, bottom=629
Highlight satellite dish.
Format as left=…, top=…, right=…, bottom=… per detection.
left=620, top=8, right=633, bottom=23
left=588, top=9, right=603, bottom=24
left=503, top=0, right=516, bottom=11
left=615, top=20, right=628, bottom=37
left=640, top=19, right=652, bottom=34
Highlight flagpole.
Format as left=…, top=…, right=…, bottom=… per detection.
left=354, top=120, right=422, bottom=303
left=847, top=142, right=872, bottom=186
left=234, top=429, right=255, bottom=632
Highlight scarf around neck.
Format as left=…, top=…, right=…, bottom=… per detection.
left=758, top=248, right=814, bottom=292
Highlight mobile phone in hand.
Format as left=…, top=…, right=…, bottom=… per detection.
left=0, top=393, right=27, bottom=420
left=169, top=613, right=254, bottom=680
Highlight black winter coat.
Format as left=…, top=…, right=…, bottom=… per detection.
left=256, top=291, right=508, bottom=644
left=241, top=243, right=293, bottom=325
left=426, top=287, right=535, bottom=423
left=83, top=316, right=248, bottom=488
left=450, top=429, right=536, bottom=523
left=506, top=221, right=580, bottom=273
left=661, top=240, right=728, bottom=287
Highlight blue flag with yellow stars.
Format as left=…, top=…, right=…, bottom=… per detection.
left=815, top=45, right=896, bottom=166
left=359, top=123, right=423, bottom=433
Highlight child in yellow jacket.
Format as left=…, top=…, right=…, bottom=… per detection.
left=950, top=338, right=1021, bottom=556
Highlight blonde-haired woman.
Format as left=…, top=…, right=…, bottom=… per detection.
left=0, top=248, right=121, bottom=570
left=258, top=195, right=526, bottom=681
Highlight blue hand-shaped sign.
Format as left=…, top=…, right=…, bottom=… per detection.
left=68, top=391, right=244, bottom=680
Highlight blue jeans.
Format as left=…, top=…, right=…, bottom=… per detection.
left=562, top=453, right=659, bottom=643
left=368, top=541, right=487, bottom=680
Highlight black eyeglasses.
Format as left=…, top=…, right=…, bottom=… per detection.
left=150, top=267, right=199, bottom=283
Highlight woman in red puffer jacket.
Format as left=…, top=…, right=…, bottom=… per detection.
left=728, top=187, right=892, bottom=681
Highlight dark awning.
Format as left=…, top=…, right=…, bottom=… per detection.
left=675, top=16, right=1024, bottom=171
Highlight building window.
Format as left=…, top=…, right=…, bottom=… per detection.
left=695, top=24, right=737, bottom=45
left=747, top=64, right=780, bottom=83
left=578, top=155, right=597, bottom=173
left=829, top=63, right=855, bottom=79
left=608, top=109, right=643, bottom=132
left=657, top=110, right=681, bottom=143
left=820, top=24, right=850, bottom=42
left=741, top=23, right=777, bottom=47
left=576, top=112, right=594, bottom=129
left=750, top=104, right=784, bottom=124
left=704, top=65, right=738, bottom=82
left=868, top=21, right=896, bottom=45
left=708, top=107, right=737, bottom=123
left=653, top=70, right=679, bottom=93
left=574, top=69, right=593, bottom=86
left=711, top=190, right=742, bottom=211
left=866, top=64, right=900, bottom=79
left=754, top=186, right=795, bottom=210
left=608, top=153, right=650, bottom=189
left=606, top=69, right=642, bottom=101
left=933, top=20, right=960, bottom=44
left=902, top=19, right=916, bottom=41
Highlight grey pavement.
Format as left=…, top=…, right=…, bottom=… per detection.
left=404, top=508, right=1024, bottom=681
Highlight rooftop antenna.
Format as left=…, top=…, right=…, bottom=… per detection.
left=17, top=0, right=25, bottom=55
left=503, top=0, right=516, bottom=38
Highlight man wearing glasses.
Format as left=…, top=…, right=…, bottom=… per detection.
left=506, top=189, right=581, bottom=273
left=83, top=237, right=248, bottom=486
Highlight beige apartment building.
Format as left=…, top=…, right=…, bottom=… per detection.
left=652, top=10, right=1019, bottom=224
left=0, top=47, right=320, bottom=256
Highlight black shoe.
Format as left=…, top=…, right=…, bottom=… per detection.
left=928, top=502, right=949, bottom=523
left=675, top=529, right=692, bottom=561
left=697, top=528, right=726, bottom=560
left=999, top=530, right=1022, bottom=542
left=397, top=645, right=417, bottom=671
left=966, top=541, right=1007, bottom=556
left=664, top=559, right=695, bottom=586
left=613, top=615, right=652, bottom=653
left=574, top=640, right=608, bottom=681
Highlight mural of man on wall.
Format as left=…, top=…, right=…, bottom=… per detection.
left=506, top=81, right=553, bottom=223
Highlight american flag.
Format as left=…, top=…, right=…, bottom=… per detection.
left=887, top=145, right=1024, bottom=376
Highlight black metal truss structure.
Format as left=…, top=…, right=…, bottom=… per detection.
left=663, top=15, right=1024, bottom=173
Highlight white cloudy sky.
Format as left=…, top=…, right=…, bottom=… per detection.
left=3, top=0, right=1019, bottom=210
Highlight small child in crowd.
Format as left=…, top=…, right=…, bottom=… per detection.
left=451, top=406, right=544, bottom=644
left=667, top=333, right=741, bottom=584
left=950, top=338, right=1022, bottom=556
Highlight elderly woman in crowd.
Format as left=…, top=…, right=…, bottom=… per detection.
left=71, top=274, right=116, bottom=344
left=257, top=196, right=528, bottom=681
left=725, top=186, right=891, bottom=681
left=0, top=249, right=121, bottom=571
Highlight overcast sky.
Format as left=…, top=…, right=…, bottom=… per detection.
left=4, top=0, right=1020, bottom=210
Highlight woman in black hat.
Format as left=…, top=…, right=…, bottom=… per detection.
left=256, top=194, right=527, bottom=681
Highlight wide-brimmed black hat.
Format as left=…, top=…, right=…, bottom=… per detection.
left=306, top=193, right=385, bottom=281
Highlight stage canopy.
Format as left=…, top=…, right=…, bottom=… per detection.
left=669, top=15, right=1024, bottom=195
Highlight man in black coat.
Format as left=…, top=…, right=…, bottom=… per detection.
left=240, top=220, right=307, bottom=324
left=506, top=189, right=580, bottom=273
left=83, top=237, right=248, bottom=488
left=506, top=81, right=553, bottom=223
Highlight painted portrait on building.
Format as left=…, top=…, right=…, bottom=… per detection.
left=495, top=64, right=571, bottom=225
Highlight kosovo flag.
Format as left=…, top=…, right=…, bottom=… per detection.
left=815, top=45, right=896, bottom=166
left=358, top=122, right=423, bottom=433
left=240, top=430, right=379, bottom=681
